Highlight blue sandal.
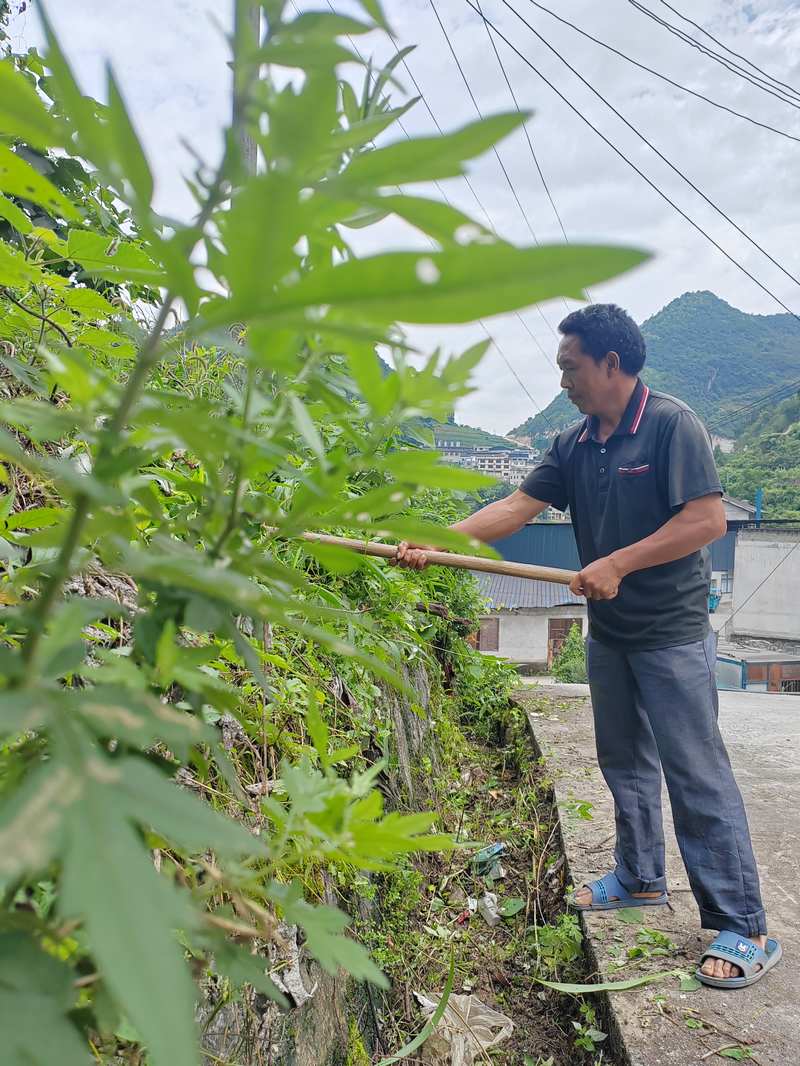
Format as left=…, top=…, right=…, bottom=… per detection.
left=696, top=931, right=782, bottom=989
left=567, top=871, right=668, bottom=912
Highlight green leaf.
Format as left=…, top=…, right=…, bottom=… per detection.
left=375, top=953, right=455, bottom=1065
left=0, top=144, right=79, bottom=220
left=0, top=932, right=90, bottom=1066
left=0, top=238, right=45, bottom=285
left=118, top=757, right=266, bottom=858
left=498, top=897, right=525, bottom=918
left=0, top=191, right=33, bottom=234
left=261, top=244, right=649, bottom=325
left=304, top=699, right=330, bottom=768
left=719, top=1048, right=754, bottom=1061
left=355, top=0, right=391, bottom=32
left=106, top=65, right=154, bottom=207
left=4, top=506, right=64, bottom=530
left=535, top=970, right=674, bottom=994
left=67, top=229, right=165, bottom=286
left=377, top=193, right=496, bottom=247
left=0, top=58, right=61, bottom=149
left=615, top=907, right=646, bottom=925
left=679, top=975, right=702, bottom=993
left=210, top=940, right=289, bottom=1009
left=0, top=762, right=82, bottom=883
left=75, top=686, right=212, bottom=757
left=60, top=763, right=199, bottom=1066
left=269, top=879, right=388, bottom=988
left=336, top=113, right=526, bottom=188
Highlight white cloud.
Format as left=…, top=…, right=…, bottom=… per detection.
left=11, top=0, right=800, bottom=432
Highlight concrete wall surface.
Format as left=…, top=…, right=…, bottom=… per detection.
left=732, top=530, right=800, bottom=641
left=493, top=606, right=587, bottom=664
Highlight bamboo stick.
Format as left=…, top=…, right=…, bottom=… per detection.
left=297, top=531, right=577, bottom=587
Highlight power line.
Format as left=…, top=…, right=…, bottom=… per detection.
left=473, top=0, right=578, bottom=309
left=516, top=0, right=800, bottom=145
left=476, top=0, right=571, bottom=243
left=657, top=0, right=800, bottom=103
left=628, top=0, right=800, bottom=112
left=384, top=20, right=563, bottom=367
left=706, top=380, right=800, bottom=433
left=478, top=320, right=556, bottom=427
left=324, top=1, right=559, bottom=416
left=464, top=0, right=800, bottom=325
left=498, top=0, right=800, bottom=292
left=427, top=0, right=545, bottom=251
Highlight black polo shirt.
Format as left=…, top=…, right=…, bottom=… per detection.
left=520, top=380, right=723, bottom=650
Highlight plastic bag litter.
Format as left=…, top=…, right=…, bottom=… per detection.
left=414, top=991, right=514, bottom=1065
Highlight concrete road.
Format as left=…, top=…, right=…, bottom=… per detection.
left=519, top=685, right=799, bottom=1066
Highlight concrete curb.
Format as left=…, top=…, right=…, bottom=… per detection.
left=518, top=685, right=799, bottom=1066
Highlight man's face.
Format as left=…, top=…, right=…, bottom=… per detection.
left=557, top=333, right=613, bottom=414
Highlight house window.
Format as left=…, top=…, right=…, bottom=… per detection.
left=478, top=617, right=500, bottom=652
left=547, top=617, right=582, bottom=667
left=719, top=571, right=733, bottom=594
left=781, top=679, right=800, bottom=693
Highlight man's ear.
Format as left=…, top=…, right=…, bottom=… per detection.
left=606, top=350, right=621, bottom=374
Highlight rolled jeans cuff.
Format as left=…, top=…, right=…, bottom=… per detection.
left=614, top=860, right=667, bottom=895
left=698, top=905, right=767, bottom=939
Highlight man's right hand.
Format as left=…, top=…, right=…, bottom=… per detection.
left=394, top=541, right=433, bottom=570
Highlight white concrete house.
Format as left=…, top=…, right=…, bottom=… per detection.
left=730, top=528, right=800, bottom=642
left=473, top=572, right=587, bottom=670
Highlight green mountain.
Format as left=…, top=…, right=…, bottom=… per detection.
left=510, top=291, right=800, bottom=438
left=717, top=393, right=800, bottom=519
left=430, top=421, right=515, bottom=449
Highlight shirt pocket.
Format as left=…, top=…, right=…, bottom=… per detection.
left=617, top=463, right=651, bottom=476
left=615, top=460, right=660, bottom=540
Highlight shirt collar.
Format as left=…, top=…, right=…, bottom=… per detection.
left=577, top=379, right=650, bottom=443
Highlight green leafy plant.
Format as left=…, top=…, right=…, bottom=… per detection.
left=0, top=2, right=646, bottom=1063
left=552, top=622, right=588, bottom=683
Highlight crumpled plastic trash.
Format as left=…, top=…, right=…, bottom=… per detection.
left=477, top=892, right=501, bottom=927
left=415, top=992, right=514, bottom=1065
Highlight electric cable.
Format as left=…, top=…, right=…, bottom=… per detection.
left=498, top=0, right=800, bottom=291
left=627, top=0, right=800, bottom=112
left=657, top=0, right=800, bottom=103
left=514, top=0, right=800, bottom=145
left=464, top=0, right=800, bottom=326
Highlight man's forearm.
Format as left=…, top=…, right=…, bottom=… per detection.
left=610, top=502, right=726, bottom=578
left=451, top=491, right=548, bottom=544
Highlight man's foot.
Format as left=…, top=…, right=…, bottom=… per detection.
left=700, top=934, right=767, bottom=980
left=573, top=885, right=663, bottom=906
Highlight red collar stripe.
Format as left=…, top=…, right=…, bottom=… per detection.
left=629, top=385, right=650, bottom=435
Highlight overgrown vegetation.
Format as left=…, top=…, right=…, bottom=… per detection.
left=717, top=391, right=800, bottom=519
left=552, top=624, right=588, bottom=684
left=0, top=2, right=642, bottom=1063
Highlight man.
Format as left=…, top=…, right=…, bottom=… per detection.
left=398, top=304, right=781, bottom=988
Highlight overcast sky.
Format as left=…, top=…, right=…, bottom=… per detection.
left=8, top=1, right=800, bottom=432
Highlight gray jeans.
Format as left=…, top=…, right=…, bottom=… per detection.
left=587, top=630, right=766, bottom=937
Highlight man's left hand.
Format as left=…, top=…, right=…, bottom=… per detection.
left=570, top=555, right=625, bottom=600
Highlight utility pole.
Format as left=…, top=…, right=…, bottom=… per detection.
left=233, top=1, right=260, bottom=176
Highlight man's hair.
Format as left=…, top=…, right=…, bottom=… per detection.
left=558, top=303, right=646, bottom=376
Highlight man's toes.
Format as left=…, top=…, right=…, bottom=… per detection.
left=700, top=958, right=716, bottom=976
left=722, top=961, right=734, bottom=978
left=713, top=959, right=727, bottom=979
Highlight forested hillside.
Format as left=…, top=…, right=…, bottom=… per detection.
left=511, top=291, right=800, bottom=438
left=717, top=392, right=800, bottom=519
